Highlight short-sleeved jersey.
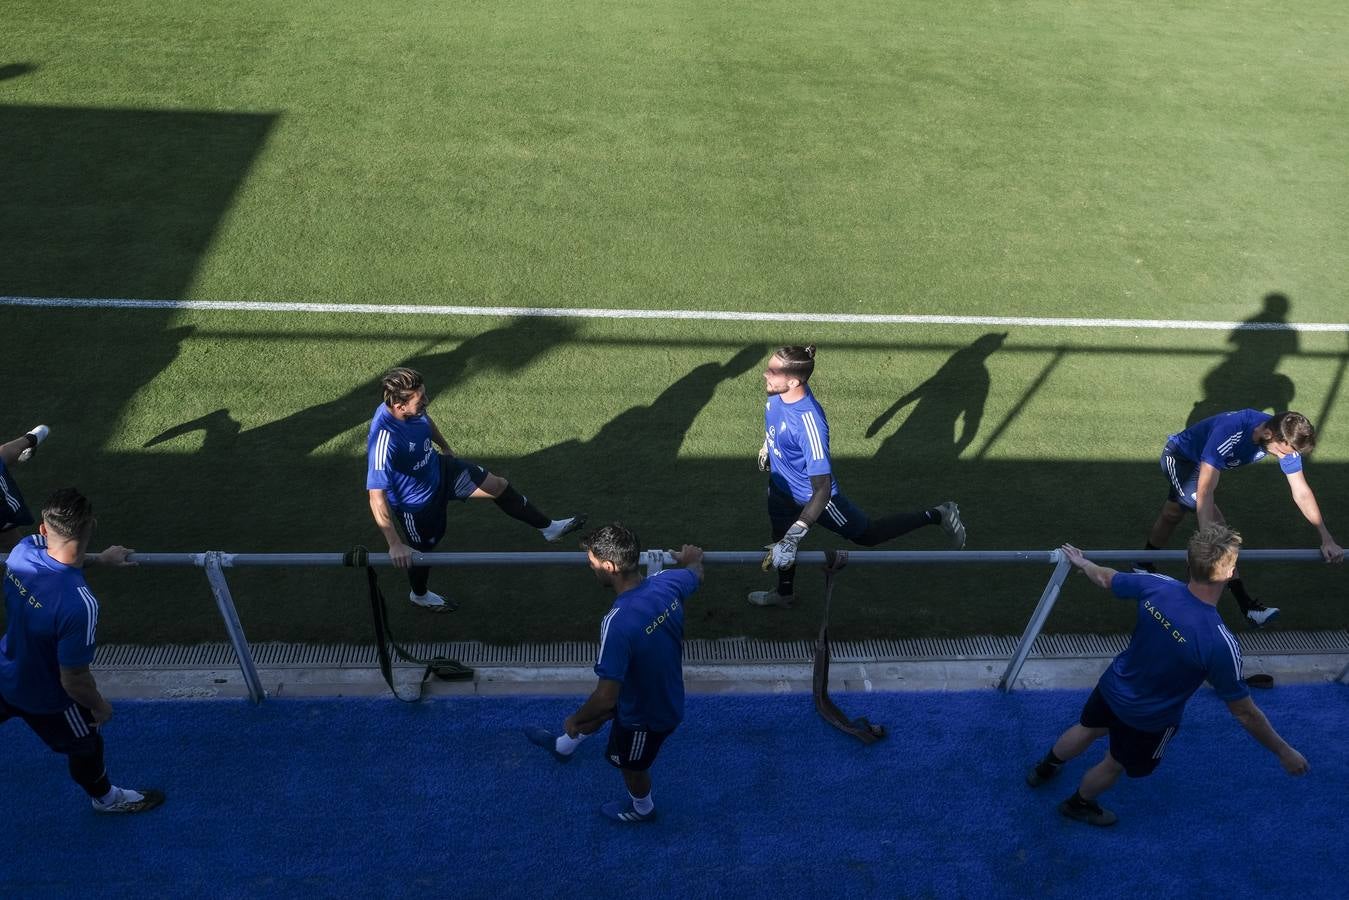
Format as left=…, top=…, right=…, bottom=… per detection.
left=765, top=389, right=839, bottom=504
left=365, top=404, right=442, bottom=510
left=594, top=568, right=701, bottom=731
left=1168, top=409, right=1303, bottom=475
left=0, top=535, right=99, bottom=714
left=1097, top=572, right=1249, bottom=731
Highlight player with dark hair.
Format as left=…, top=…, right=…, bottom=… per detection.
left=524, top=523, right=703, bottom=823
left=1028, top=526, right=1308, bottom=826
left=1139, top=408, right=1342, bottom=627
left=0, top=424, right=49, bottom=553
left=366, top=366, right=585, bottom=611
left=750, top=345, right=966, bottom=607
left=1, top=488, right=163, bottom=813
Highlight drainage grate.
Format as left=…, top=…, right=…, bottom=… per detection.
left=93, top=630, right=1349, bottom=669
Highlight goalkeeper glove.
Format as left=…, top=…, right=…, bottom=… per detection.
left=763, top=520, right=809, bottom=570
left=757, top=440, right=770, bottom=472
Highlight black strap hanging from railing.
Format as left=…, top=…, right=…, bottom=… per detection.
left=344, top=546, right=474, bottom=702
left=813, top=549, right=886, bottom=744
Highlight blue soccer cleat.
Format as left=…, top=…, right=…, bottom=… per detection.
left=600, top=799, right=657, bottom=823
left=524, top=727, right=573, bottom=763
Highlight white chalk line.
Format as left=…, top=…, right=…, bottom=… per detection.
left=2, top=295, right=1347, bottom=332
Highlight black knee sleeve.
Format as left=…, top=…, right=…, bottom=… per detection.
left=493, top=484, right=551, bottom=529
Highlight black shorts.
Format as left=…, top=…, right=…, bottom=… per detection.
left=767, top=485, right=870, bottom=543
left=605, top=722, right=674, bottom=772
left=1080, top=686, right=1178, bottom=778
left=0, top=464, right=35, bottom=532
left=0, top=693, right=103, bottom=757
left=395, top=456, right=490, bottom=552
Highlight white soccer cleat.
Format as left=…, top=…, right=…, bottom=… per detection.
left=541, top=514, right=587, bottom=543
left=409, top=590, right=457, bottom=613
left=17, top=425, right=49, bottom=463
left=92, top=786, right=165, bottom=814
left=746, top=590, right=794, bottom=608
left=1245, top=605, right=1280, bottom=629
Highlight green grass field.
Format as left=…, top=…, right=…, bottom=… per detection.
left=2, top=0, right=1347, bottom=645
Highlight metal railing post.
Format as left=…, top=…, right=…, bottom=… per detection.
left=998, top=554, right=1073, bottom=693
left=202, top=551, right=266, bottom=704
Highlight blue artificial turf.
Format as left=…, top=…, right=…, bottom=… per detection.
left=2, top=686, right=1345, bottom=898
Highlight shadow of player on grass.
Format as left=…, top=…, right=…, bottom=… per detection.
left=1187, top=292, right=1299, bottom=426
left=866, top=332, right=1006, bottom=465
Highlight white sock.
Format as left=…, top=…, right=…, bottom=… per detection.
left=630, top=791, right=654, bottom=815
left=555, top=733, right=587, bottom=755
left=97, top=787, right=119, bottom=805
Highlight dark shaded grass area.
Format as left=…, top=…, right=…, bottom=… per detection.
left=2, top=687, right=1345, bottom=897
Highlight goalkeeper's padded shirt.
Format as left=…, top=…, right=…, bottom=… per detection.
left=0, top=535, right=99, bottom=714
left=765, top=388, right=840, bottom=505
left=594, top=568, right=701, bottom=732
left=1167, top=408, right=1303, bottom=475
left=1097, top=572, right=1249, bottom=731
left=365, top=403, right=442, bottom=510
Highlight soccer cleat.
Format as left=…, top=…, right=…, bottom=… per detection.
left=1025, top=762, right=1062, bottom=788
left=524, top=727, right=573, bottom=763
left=746, top=590, right=794, bottom=608
left=937, top=501, right=966, bottom=549
left=92, top=787, right=165, bottom=814
left=600, top=799, right=657, bottom=823
left=1245, top=603, right=1280, bottom=629
left=17, top=425, right=49, bottom=463
left=542, top=514, right=587, bottom=543
left=409, top=590, right=458, bottom=613
left=1058, top=796, right=1117, bottom=827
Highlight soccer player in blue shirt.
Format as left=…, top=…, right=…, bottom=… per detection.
left=1139, top=409, right=1343, bottom=627
left=1027, top=526, right=1308, bottom=827
left=366, top=367, right=585, bottom=611
left=0, top=423, right=49, bottom=553
left=1, top=488, right=164, bottom=813
left=523, top=524, right=703, bottom=823
left=750, top=345, right=966, bottom=607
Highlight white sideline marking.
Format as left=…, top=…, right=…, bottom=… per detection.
left=3, top=295, right=1348, bottom=332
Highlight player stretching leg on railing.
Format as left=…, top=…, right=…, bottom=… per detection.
left=1138, top=409, right=1342, bottom=627
left=366, top=366, right=585, bottom=612
left=749, top=345, right=965, bottom=608
left=0, top=424, right=49, bottom=553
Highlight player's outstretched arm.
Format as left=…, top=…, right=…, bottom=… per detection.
left=1059, top=544, right=1118, bottom=590
left=671, top=544, right=704, bottom=582
left=90, top=545, right=137, bottom=567
left=564, top=679, right=621, bottom=737
left=60, top=665, right=114, bottom=725
left=368, top=489, right=413, bottom=568
left=1226, top=696, right=1309, bottom=775
left=1284, top=471, right=1343, bottom=563
left=1193, top=463, right=1224, bottom=529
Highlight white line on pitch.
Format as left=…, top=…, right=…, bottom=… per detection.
left=3, top=295, right=1347, bottom=332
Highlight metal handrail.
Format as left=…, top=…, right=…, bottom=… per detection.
left=3, top=548, right=1344, bottom=701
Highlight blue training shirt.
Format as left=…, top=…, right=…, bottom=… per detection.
left=365, top=404, right=442, bottom=510
left=0, top=535, right=100, bottom=714
left=594, top=568, right=701, bottom=731
left=1097, top=572, right=1250, bottom=731
left=1169, top=408, right=1303, bottom=475
left=765, top=388, right=839, bottom=504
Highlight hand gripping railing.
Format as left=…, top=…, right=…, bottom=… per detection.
left=3, top=548, right=1343, bottom=703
